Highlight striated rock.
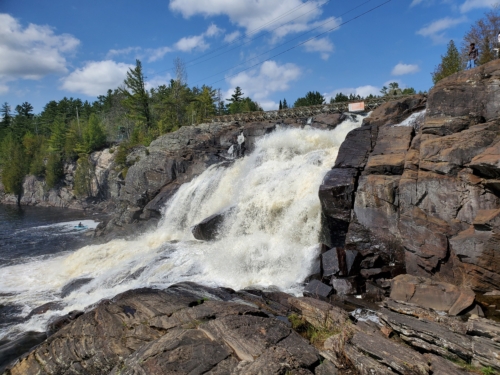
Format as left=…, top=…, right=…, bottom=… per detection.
left=288, top=297, right=348, bottom=330
left=390, top=275, right=475, bottom=315
left=470, top=139, right=500, bottom=178
left=350, top=332, right=430, bottom=374
left=343, top=343, right=395, bottom=374
left=424, top=353, right=470, bottom=375
left=5, top=285, right=322, bottom=375
left=378, top=307, right=473, bottom=361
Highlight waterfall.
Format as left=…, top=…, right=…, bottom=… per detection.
left=0, top=115, right=365, bottom=338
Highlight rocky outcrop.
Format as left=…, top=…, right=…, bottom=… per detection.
left=6, top=282, right=500, bottom=375
left=3, top=283, right=322, bottom=375
left=0, top=149, right=119, bottom=211
left=317, top=60, right=500, bottom=303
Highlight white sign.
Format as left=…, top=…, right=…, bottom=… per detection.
left=348, top=102, right=365, bottom=112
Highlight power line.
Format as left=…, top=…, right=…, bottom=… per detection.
left=192, top=0, right=373, bottom=85
left=152, top=0, right=325, bottom=77
left=184, top=0, right=331, bottom=68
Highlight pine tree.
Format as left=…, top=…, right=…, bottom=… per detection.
left=120, top=59, right=152, bottom=128
left=432, top=40, right=462, bottom=84
left=293, top=91, right=325, bottom=107
left=279, top=100, right=283, bottom=110
left=1, top=102, right=11, bottom=130
left=283, top=99, right=288, bottom=109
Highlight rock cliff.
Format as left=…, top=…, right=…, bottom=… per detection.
left=318, top=61, right=500, bottom=297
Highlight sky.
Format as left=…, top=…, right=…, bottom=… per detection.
left=0, top=0, right=498, bottom=113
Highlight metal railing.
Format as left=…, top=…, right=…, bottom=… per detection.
left=210, top=94, right=422, bottom=123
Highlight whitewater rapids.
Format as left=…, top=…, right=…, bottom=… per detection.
left=0, top=115, right=365, bottom=338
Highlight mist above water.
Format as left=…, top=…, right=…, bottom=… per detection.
left=0, top=115, right=365, bottom=338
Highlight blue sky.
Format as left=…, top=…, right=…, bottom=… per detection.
left=0, top=0, right=497, bottom=113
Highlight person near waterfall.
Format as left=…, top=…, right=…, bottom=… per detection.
left=466, top=43, right=478, bottom=69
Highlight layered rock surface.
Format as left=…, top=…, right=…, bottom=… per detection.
left=4, top=282, right=500, bottom=375
left=317, top=60, right=500, bottom=303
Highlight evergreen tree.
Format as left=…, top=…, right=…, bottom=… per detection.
left=283, top=99, right=288, bottom=109
left=0, top=133, right=26, bottom=204
left=226, top=86, right=245, bottom=113
left=120, top=59, right=152, bottom=128
left=432, top=40, right=462, bottom=84
left=1, top=102, right=12, bottom=130
left=74, top=156, right=95, bottom=198
left=479, top=36, right=495, bottom=65
left=45, top=153, right=63, bottom=189
left=294, top=91, right=325, bottom=107
left=332, top=93, right=349, bottom=102
left=80, top=114, right=107, bottom=153
left=279, top=100, right=283, bottom=110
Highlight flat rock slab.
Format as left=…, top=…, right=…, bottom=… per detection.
left=424, top=353, right=470, bottom=375
left=390, top=274, right=475, bottom=315
left=304, top=280, right=333, bottom=299
left=378, top=307, right=473, bottom=361
left=350, top=332, right=429, bottom=374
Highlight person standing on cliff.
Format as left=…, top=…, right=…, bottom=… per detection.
left=467, top=43, right=478, bottom=69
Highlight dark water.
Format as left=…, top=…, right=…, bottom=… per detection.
left=0, top=204, right=104, bottom=267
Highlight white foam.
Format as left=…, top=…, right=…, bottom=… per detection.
left=395, top=109, right=426, bottom=128
left=0, top=115, right=365, bottom=339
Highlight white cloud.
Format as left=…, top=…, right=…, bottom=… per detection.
left=303, top=37, right=334, bottom=60
left=416, top=16, right=467, bottom=44
left=225, top=60, right=302, bottom=109
left=0, top=82, right=9, bottom=95
left=392, top=63, right=420, bottom=76
left=169, top=0, right=334, bottom=40
left=224, top=31, right=241, bottom=43
left=106, top=46, right=142, bottom=59
left=175, top=24, right=223, bottom=53
left=410, top=0, right=425, bottom=6
left=460, top=0, right=498, bottom=12
left=60, top=60, right=133, bottom=96
left=0, top=13, right=80, bottom=80
left=147, top=46, right=173, bottom=62
left=324, top=85, right=380, bottom=101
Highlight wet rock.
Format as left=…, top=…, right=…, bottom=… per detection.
left=390, top=275, right=475, bottom=316
left=26, top=302, right=64, bottom=319
left=60, top=277, right=93, bottom=298
left=343, top=343, right=395, bottom=375
left=319, top=168, right=358, bottom=223
left=334, top=124, right=375, bottom=169
left=303, top=280, right=333, bottom=299
left=0, top=331, right=46, bottom=374
left=331, top=278, right=358, bottom=296
left=191, top=207, right=234, bottom=241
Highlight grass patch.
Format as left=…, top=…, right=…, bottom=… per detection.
left=288, top=313, right=339, bottom=348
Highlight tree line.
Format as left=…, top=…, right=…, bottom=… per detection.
left=432, top=7, right=500, bottom=83
left=0, top=57, right=417, bottom=204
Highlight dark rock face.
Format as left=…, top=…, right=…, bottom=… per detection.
left=318, top=61, right=500, bottom=295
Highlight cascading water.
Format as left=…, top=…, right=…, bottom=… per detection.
left=0, top=114, right=365, bottom=339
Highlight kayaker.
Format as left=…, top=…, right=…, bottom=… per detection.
left=78, top=222, right=83, bottom=228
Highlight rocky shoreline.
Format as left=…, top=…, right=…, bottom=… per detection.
left=2, top=60, right=500, bottom=374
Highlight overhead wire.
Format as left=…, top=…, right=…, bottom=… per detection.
left=191, top=0, right=373, bottom=85
left=207, top=0, right=392, bottom=86
left=184, top=0, right=333, bottom=68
